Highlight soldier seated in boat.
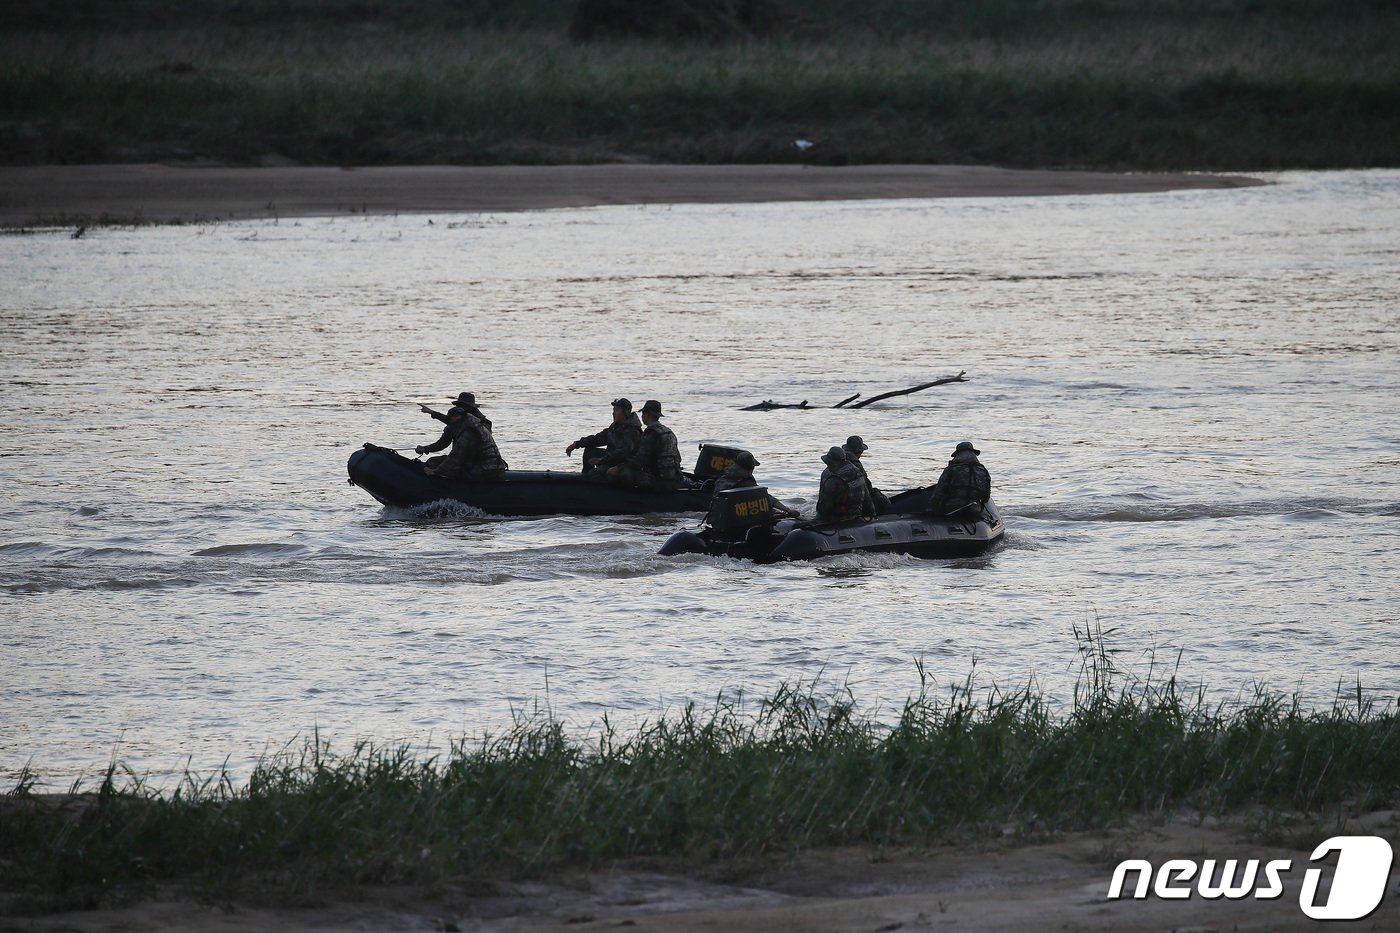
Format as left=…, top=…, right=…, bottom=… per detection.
left=816, top=446, right=874, bottom=522
left=713, top=451, right=799, bottom=518
left=842, top=435, right=893, bottom=515
left=565, top=397, right=642, bottom=474
left=608, top=399, right=684, bottom=491
left=928, top=441, right=991, bottom=516
left=422, top=406, right=508, bottom=480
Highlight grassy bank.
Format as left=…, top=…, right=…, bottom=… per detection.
left=2, top=1, right=1397, bottom=169
left=4, top=632, right=1398, bottom=911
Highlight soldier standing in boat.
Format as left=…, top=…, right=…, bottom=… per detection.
left=928, top=441, right=991, bottom=515
left=566, top=397, right=642, bottom=474
left=610, top=399, right=683, bottom=490
left=816, top=446, right=873, bottom=522
left=842, top=435, right=893, bottom=515
left=422, top=406, right=508, bottom=480
left=713, top=451, right=800, bottom=518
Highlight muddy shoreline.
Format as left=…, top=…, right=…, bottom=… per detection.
left=9, top=813, right=1396, bottom=931
left=0, top=163, right=1264, bottom=225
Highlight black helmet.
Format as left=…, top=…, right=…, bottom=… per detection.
left=611, top=397, right=632, bottom=412
left=736, top=451, right=758, bottom=469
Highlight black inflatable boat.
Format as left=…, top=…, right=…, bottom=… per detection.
left=347, top=443, right=749, bottom=517
left=658, top=485, right=1004, bottom=562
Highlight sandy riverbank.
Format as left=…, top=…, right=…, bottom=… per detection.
left=7, top=813, right=1396, bottom=931
left=0, top=163, right=1264, bottom=225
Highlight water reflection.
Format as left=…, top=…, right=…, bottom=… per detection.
left=2, top=170, right=1398, bottom=785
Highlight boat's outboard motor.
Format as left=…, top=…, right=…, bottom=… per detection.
left=692, top=444, right=750, bottom=481
left=658, top=484, right=780, bottom=557
left=708, top=486, right=777, bottom=542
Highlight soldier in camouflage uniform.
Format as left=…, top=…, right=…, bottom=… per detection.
left=416, top=404, right=469, bottom=461
left=610, top=399, right=683, bottom=491
left=712, top=451, right=799, bottom=517
left=842, top=435, right=893, bottom=515
left=566, top=398, right=642, bottom=474
left=816, top=446, right=873, bottom=522
left=423, top=406, right=508, bottom=480
left=928, top=441, right=991, bottom=516
left=421, top=391, right=493, bottom=431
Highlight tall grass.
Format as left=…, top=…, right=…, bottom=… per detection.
left=4, top=627, right=1398, bottom=909
left=1, top=3, right=1397, bottom=168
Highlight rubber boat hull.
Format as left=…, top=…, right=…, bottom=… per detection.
left=659, top=500, right=1005, bottom=563
left=347, top=444, right=714, bottom=516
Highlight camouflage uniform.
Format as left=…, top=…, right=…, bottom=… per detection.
left=420, top=427, right=457, bottom=455
left=816, top=458, right=872, bottom=522
left=418, top=415, right=468, bottom=474
left=572, top=413, right=642, bottom=470
left=843, top=450, right=893, bottom=515
left=928, top=446, right=991, bottom=514
left=617, top=420, right=682, bottom=490
left=434, top=412, right=508, bottom=480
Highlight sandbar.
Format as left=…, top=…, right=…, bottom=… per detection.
left=0, top=163, right=1264, bottom=225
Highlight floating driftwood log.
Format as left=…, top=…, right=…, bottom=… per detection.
left=740, top=372, right=969, bottom=411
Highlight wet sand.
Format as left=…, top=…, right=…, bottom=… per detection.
left=0, top=163, right=1264, bottom=224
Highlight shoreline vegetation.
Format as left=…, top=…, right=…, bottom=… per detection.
left=4, top=630, right=1397, bottom=914
left=3, top=1, right=1398, bottom=173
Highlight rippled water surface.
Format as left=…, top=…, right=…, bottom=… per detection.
left=2, top=170, right=1398, bottom=787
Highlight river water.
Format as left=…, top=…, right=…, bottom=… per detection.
left=2, top=170, right=1397, bottom=790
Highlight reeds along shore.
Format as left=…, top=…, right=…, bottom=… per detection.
left=3, top=629, right=1398, bottom=908
left=2, top=0, right=1398, bottom=170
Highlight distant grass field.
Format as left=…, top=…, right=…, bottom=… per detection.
left=3, top=0, right=1397, bottom=169
left=4, top=629, right=1398, bottom=909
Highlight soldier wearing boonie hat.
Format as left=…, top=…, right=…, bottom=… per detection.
left=842, top=434, right=892, bottom=515
left=929, top=440, right=991, bottom=516
left=712, top=449, right=799, bottom=518
left=610, top=399, right=683, bottom=490
left=816, top=445, right=872, bottom=522
left=420, top=390, right=492, bottom=431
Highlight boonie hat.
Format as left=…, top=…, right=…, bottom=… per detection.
left=955, top=440, right=981, bottom=455
left=611, top=398, right=632, bottom=412
left=822, top=446, right=846, bottom=466
left=450, top=392, right=476, bottom=407
left=641, top=399, right=663, bottom=417
left=845, top=435, right=867, bottom=453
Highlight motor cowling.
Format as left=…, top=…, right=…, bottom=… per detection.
left=709, top=486, right=777, bottom=541
left=692, top=444, right=751, bottom=480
